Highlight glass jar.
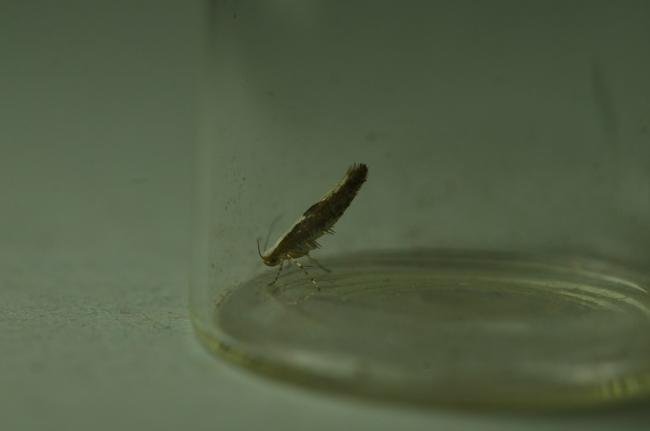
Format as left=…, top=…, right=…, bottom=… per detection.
left=191, top=0, right=650, bottom=409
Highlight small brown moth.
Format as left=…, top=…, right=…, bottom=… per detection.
left=258, top=163, right=368, bottom=289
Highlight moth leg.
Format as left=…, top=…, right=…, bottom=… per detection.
left=267, top=260, right=284, bottom=286
left=290, top=258, right=319, bottom=291
left=307, top=254, right=331, bottom=273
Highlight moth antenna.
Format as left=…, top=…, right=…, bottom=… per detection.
left=263, top=214, right=283, bottom=251
left=256, top=238, right=264, bottom=258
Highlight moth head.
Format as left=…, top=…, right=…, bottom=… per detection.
left=263, top=255, right=281, bottom=266
left=257, top=238, right=280, bottom=266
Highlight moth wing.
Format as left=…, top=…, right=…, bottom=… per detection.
left=303, top=199, right=326, bottom=217
left=290, top=238, right=320, bottom=257
left=306, top=239, right=321, bottom=250
left=303, top=170, right=350, bottom=217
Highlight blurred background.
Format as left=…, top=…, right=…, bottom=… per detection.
left=1, top=1, right=649, bottom=430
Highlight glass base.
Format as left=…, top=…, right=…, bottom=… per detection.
left=194, top=250, right=650, bottom=410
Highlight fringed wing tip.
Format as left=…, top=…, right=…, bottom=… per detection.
left=348, top=163, right=368, bottom=176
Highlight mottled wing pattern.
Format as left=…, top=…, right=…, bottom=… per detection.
left=263, top=163, right=368, bottom=262
left=297, top=163, right=368, bottom=247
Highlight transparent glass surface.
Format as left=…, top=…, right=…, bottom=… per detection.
left=191, top=1, right=650, bottom=409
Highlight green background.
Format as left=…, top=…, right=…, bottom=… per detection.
left=2, top=1, right=650, bottom=430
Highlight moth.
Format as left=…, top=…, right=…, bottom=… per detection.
left=257, top=163, right=368, bottom=289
